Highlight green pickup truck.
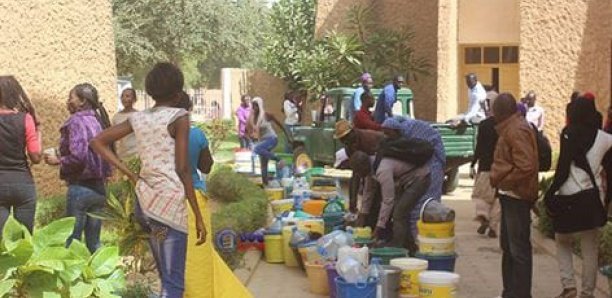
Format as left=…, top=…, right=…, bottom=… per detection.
left=290, top=87, right=476, bottom=194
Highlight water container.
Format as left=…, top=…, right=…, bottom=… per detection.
left=390, top=258, right=429, bottom=298
left=316, top=230, right=354, bottom=261
left=335, top=256, right=367, bottom=284
left=305, top=262, right=330, bottom=295
left=416, top=253, right=458, bottom=272
left=290, top=227, right=309, bottom=247
left=380, top=265, right=402, bottom=298
left=335, top=277, right=378, bottom=298
left=418, top=271, right=460, bottom=298
left=326, top=263, right=339, bottom=298
left=281, top=226, right=299, bottom=267
left=338, top=246, right=369, bottom=268
left=368, top=258, right=384, bottom=298
left=263, top=233, right=284, bottom=263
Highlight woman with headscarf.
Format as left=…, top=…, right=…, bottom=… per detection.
left=247, top=97, right=286, bottom=186
left=545, top=96, right=612, bottom=298
left=380, top=116, right=446, bottom=236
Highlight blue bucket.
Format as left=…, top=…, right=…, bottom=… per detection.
left=415, top=253, right=457, bottom=272
left=335, top=277, right=378, bottom=298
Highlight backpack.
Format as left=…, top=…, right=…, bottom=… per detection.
left=532, top=124, right=552, bottom=172
left=373, top=137, right=434, bottom=171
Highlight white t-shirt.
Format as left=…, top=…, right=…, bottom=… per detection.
left=464, top=82, right=487, bottom=123
left=284, top=100, right=299, bottom=125
left=526, top=106, right=545, bottom=131
left=558, top=130, right=612, bottom=196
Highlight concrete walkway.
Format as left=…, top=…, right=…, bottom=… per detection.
left=247, top=174, right=610, bottom=298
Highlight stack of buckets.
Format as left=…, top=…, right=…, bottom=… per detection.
left=414, top=198, right=460, bottom=297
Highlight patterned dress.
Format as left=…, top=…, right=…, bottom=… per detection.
left=129, top=106, right=189, bottom=233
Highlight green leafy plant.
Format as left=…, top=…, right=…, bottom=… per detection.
left=194, top=120, right=234, bottom=154
left=35, top=195, right=66, bottom=228
left=0, top=216, right=125, bottom=298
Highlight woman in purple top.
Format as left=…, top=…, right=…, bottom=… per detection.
left=236, top=94, right=251, bottom=149
left=44, top=83, right=112, bottom=253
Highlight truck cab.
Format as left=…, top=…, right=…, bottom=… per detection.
left=291, top=87, right=476, bottom=193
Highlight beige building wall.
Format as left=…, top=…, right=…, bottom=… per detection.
left=458, top=0, right=520, bottom=44
left=436, top=0, right=459, bottom=121
left=0, top=0, right=117, bottom=196
left=519, top=0, right=611, bottom=145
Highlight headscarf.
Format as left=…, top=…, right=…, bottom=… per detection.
left=248, top=97, right=266, bottom=137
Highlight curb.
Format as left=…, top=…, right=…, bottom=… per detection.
left=531, top=227, right=610, bottom=296
left=234, top=249, right=263, bottom=286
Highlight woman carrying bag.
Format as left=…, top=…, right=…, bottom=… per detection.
left=545, top=95, right=612, bottom=298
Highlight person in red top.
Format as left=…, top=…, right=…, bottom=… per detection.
left=353, top=92, right=381, bottom=131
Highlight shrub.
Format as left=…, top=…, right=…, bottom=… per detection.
left=207, top=165, right=250, bottom=203
left=0, top=216, right=125, bottom=297
left=194, top=120, right=234, bottom=154
left=35, top=195, right=66, bottom=227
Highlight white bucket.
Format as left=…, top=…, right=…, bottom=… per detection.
left=417, top=236, right=455, bottom=256
left=418, top=271, right=460, bottom=298
left=390, top=258, right=428, bottom=298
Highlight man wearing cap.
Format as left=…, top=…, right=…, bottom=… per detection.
left=350, top=149, right=430, bottom=252
left=334, top=120, right=384, bottom=214
left=347, top=73, right=374, bottom=121
left=373, top=75, right=405, bottom=124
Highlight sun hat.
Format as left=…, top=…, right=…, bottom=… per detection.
left=333, top=119, right=353, bottom=139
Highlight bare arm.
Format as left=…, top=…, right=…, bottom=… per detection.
left=173, top=115, right=206, bottom=245
left=198, top=147, right=214, bottom=174
left=267, top=112, right=292, bottom=143
left=90, top=121, right=138, bottom=182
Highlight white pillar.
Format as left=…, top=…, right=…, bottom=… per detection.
left=221, top=68, right=232, bottom=120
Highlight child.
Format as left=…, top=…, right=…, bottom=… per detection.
left=90, top=63, right=205, bottom=297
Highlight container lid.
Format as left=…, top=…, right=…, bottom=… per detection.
left=418, top=271, right=460, bottom=284
left=417, top=235, right=456, bottom=242
left=389, top=258, right=428, bottom=270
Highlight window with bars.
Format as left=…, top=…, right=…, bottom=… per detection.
left=464, top=46, right=519, bottom=64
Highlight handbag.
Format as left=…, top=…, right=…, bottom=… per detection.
left=545, top=161, right=607, bottom=234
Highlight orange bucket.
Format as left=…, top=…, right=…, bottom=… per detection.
left=303, top=200, right=327, bottom=216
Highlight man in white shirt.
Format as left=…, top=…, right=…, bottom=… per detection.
left=524, top=91, right=545, bottom=131
left=283, top=92, right=301, bottom=152
left=463, top=73, right=487, bottom=124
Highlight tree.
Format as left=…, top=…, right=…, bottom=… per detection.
left=112, top=0, right=269, bottom=88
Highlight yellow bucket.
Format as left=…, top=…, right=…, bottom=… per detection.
left=264, top=234, right=284, bottom=263
left=271, top=199, right=293, bottom=215
left=265, top=188, right=285, bottom=201
left=281, top=226, right=298, bottom=267
left=304, top=263, right=329, bottom=295
left=418, top=271, right=460, bottom=298
left=390, top=258, right=428, bottom=297
left=296, top=219, right=325, bottom=236
left=417, top=220, right=455, bottom=238
left=417, top=236, right=455, bottom=256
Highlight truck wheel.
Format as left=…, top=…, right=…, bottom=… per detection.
left=293, top=146, right=312, bottom=173
left=443, top=168, right=460, bottom=194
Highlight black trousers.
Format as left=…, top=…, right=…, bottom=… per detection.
left=499, top=195, right=533, bottom=298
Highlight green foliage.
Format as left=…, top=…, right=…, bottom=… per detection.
left=117, top=281, right=152, bottom=298
left=0, top=217, right=125, bottom=298
left=113, top=0, right=269, bottom=88
left=345, top=4, right=431, bottom=83
left=194, top=119, right=234, bottom=154
left=535, top=176, right=555, bottom=238
left=35, top=196, right=66, bottom=228
left=600, top=223, right=612, bottom=265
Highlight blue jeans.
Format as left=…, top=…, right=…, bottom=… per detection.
left=66, top=182, right=106, bottom=253
left=135, top=202, right=187, bottom=298
left=0, top=183, right=36, bottom=234
left=238, top=135, right=252, bottom=149
left=254, top=137, right=278, bottom=184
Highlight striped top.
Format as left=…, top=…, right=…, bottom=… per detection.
left=130, top=107, right=189, bottom=233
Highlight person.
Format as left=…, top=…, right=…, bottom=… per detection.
left=283, top=91, right=301, bottom=152
left=351, top=150, right=430, bottom=253
left=0, top=76, right=41, bottom=234
left=334, top=120, right=385, bottom=214
left=112, top=88, right=139, bottom=161
left=463, top=73, right=487, bottom=124
left=373, top=75, right=405, bottom=124
left=353, top=92, right=381, bottom=131
left=44, top=83, right=112, bottom=253
left=248, top=97, right=285, bottom=186
left=90, top=62, right=206, bottom=297
left=347, top=73, right=374, bottom=121
left=379, top=117, right=445, bottom=238
left=490, top=93, right=539, bottom=298
left=175, top=94, right=252, bottom=298
left=236, top=94, right=252, bottom=150
left=524, top=91, right=545, bottom=131
left=470, top=91, right=500, bottom=238
left=545, top=96, right=612, bottom=298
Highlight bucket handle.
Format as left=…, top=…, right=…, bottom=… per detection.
left=419, top=197, right=435, bottom=220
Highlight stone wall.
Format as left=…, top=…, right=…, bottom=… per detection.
left=436, top=0, right=459, bottom=121
left=0, top=0, right=117, bottom=196
left=519, top=0, right=611, bottom=143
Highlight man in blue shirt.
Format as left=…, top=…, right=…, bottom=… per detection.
left=373, top=75, right=405, bottom=124
left=347, top=73, right=374, bottom=121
